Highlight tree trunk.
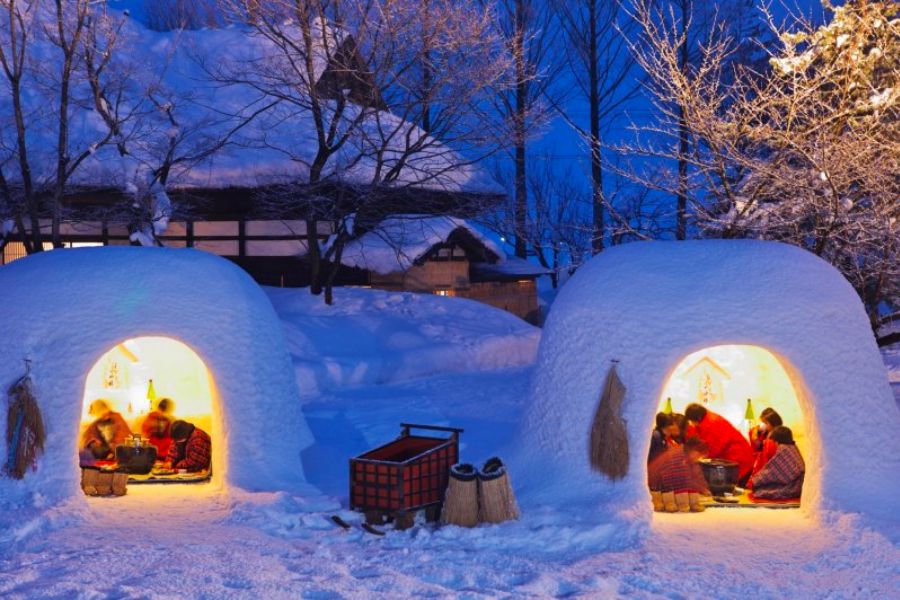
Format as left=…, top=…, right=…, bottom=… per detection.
left=675, top=0, right=690, bottom=241
left=513, top=0, right=528, bottom=259
left=307, top=219, right=323, bottom=295
left=589, top=0, right=604, bottom=254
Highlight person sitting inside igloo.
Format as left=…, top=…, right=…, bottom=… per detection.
left=648, top=437, right=711, bottom=513
left=80, top=399, right=133, bottom=464
left=648, top=412, right=684, bottom=463
left=684, top=403, right=754, bottom=485
left=747, top=407, right=783, bottom=484
left=163, top=420, right=211, bottom=472
left=140, top=398, right=176, bottom=462
left=749, top=426, right=805, bottom=501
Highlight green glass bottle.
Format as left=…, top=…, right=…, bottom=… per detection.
left=664, top=397, right=673, bottom=415
left=744, top=398, right=755, bottom=421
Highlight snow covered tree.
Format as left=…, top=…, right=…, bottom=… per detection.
left=622, top=0, right=900, bottom=326
left=214, top=0, right=512, bottom=304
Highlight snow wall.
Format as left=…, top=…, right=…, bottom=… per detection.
left=519, top=240, right=900, bottom=526
left=0, top=247, right=310, bottom=504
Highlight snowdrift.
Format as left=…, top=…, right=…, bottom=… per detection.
left=520, top=240, right=900, bottom=528
left=0, top=247, right=309, bottom=507
left=266, top=287, right=540, bottom=397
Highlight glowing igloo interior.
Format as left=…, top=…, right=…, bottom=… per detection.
left=658, top=344, right=808, bottom=460
left=79, top=336, right=216, bottom=484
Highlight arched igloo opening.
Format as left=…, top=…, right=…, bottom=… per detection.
left=654, top=344, right=812, bottom=509
left=78, top=337, right=222, bottom=489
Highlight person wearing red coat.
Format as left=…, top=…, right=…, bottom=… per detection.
left=140, top=398, right=175, bottom=462
left=164, top=420, right=212, bottom=472
left=684, top=403, right=755, bottom=483
left=747, top=407, right=783, bottom=488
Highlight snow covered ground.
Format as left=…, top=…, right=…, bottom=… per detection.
left=1, top=288, right=898, bottom=599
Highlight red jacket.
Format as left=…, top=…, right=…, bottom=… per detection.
left=140, top=411, right=173, bottom=460
left=687, top=411, right=754, bottom=480
left=747, top=438, right=778, bottom=489
left=165, top=428, right=211, bottom=472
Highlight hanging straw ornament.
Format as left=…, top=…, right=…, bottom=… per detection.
left=589, top=360, right=630, bottom=479
left=5, top=359, right=46, bottom=479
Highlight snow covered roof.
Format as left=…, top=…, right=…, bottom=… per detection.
left=517, top=240, right=900, bottom=527
left=0, top=11, right=496, bottom=197
left=340, top=215, right=504, bottom=275
left=0, top=247, right=310, bottom=503
left=471, top=255, right=552, bottom=279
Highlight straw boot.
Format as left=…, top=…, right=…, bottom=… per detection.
left=477, top=457, right=519, bottom=524
left=661, top=491, right=677, bottom=512
left=650, top=491, right=664, bottom=512
left=674, top=492, right=691, bottom=512
left=441, top=464, right=479, bottom=528
left=688, top=492, right=705, bottom=512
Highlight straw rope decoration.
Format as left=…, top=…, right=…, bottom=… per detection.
left=589, top=361, right=630, bottom=479
left=5, top=360, right=46, bottom=479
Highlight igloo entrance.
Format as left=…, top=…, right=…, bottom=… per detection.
left=653, top=344, right=808, bottom=508
left=78, top=337, right=217, bottom=490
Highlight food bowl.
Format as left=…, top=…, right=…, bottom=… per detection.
left=699, top=458, right=740, bottom=495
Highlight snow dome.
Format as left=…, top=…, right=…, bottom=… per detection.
left=520, top=240, right=900, bottom=525
left=0, top=247, right=310, bottom=503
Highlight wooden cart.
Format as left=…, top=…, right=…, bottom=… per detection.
left=350, top=423, right=463, bottom=529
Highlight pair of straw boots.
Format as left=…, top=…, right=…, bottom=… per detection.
left=651, top=490, right=705, bottom=513
left=441, top=457, right=520, bottom=527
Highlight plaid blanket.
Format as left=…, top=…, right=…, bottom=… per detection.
left=750, top=444, right=805, bottom=500
left=648, top=447, right=709, bottom=494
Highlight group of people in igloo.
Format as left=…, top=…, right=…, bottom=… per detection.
left=518, top=240, right=900, bottom=526
left=647, top=402, right=804, bottom=512
left=80, top=396, right=211, bottom=480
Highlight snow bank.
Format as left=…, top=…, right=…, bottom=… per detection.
left=0, top=247, right=310, bottom=508
left=265, top=287, right=540, bottom=397
left=519, top=240, right=900, bottom=528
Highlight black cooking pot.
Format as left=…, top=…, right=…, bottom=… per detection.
left=699, top=458, right=740, bottom=495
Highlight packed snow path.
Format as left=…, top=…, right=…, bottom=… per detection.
left=1, top=483, right=897, bottom=598
left=1, top=369, right=897, bottom=599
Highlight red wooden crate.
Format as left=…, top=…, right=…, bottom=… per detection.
left=350, top=424, right=462, bottom=514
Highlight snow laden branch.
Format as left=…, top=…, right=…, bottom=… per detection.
left=617, top=0, right=900, bottom=326
left=214, top=0, right=513, bottom=304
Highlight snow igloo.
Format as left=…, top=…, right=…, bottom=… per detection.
left=0, top=247, right=309, bottom=502
left=520, top=240, right=900, bottom=525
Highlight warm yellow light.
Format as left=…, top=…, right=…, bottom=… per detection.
left=81, top=337, right=214, bottom=435
left=659, top=345, right=806, bottom=451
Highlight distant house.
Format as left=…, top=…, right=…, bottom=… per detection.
left=341, top=215, right=548, bottom=324
left=0, top=14, right=543, bottom=322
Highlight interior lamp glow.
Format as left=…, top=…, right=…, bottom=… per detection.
left=659, top=344, right=807, bottom=453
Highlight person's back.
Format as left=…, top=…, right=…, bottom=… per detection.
left=685, top=404, right=754, bottom=481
